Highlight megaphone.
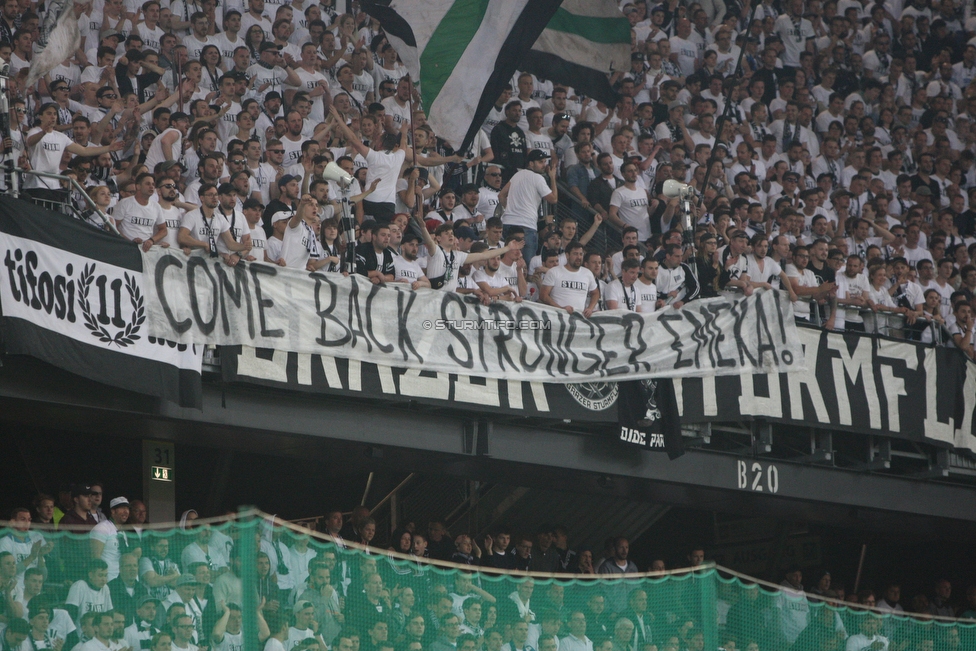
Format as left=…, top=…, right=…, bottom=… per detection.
left=663, top=179, right=697, bottom=199
left=322, top=161, right=354, bottom=188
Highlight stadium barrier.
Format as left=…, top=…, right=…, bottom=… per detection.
left=6, top=510, right=974, bottom=651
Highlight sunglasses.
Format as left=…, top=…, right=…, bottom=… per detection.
left=100, top=94, right=117, bottom=99
left=160, top=183, right=177, bottom=189
left=231, top=159, right=245, bottom=164
left=268, top=149, right=284, bottom=154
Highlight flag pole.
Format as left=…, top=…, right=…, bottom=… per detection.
left=407, top=75, right=422, bottom=223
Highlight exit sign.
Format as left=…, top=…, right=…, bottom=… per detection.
left=151, top=466, right=173, bottom=482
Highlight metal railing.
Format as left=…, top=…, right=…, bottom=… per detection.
left=795, top=297, right=950, bottom=344
left=10, top=168, right=119, bottom=235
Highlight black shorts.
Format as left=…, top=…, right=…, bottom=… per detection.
left=362, top=200, right=396, bottom=223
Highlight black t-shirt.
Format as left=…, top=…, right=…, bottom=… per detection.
left=489, top=122, right=527, bottom=183
left=587, top=176, right=618, bottom=214
left=808, top=260, right=835, bottom=285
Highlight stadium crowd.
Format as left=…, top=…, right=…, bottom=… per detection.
left=2, top=0, right=976, bottom=354
left=0, top=490, right=974, bottom=651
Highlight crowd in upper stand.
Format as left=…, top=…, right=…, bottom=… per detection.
left=3, top=0, right=976, bottom=353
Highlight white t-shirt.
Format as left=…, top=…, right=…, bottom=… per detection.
left=158, top=205, right=185, bottom=248
left=604, top=279, right=642, bottom=311
left=503, top=169, right=551, bottom=231
left=0, top=532, right=44, bottom=582
left=425, top=247, right=469, bottom=293
left=786, top=264, right=818, bottom=319
left=180, top=208, right=230, bottom=256
left=472, top=267, right=511, bottom=294
left=115, top=197, right=166, bottom=242
left=543, top=265, right=597, bottom=312
left=66, top=580, right=113, bottom=629
left=285, top=628, right=315, bottom=651
left=365, top=148, right=407, bottom=204
left=634, top=278, right=658, bottom=313
left=91, top=520, right=124, bottom=580
left=610, top=185, right=650, bottom=241
left=381, top=96, right=412, bottom=131
left=212, top=631, right=244, bottom=651
left=836, top=272, right=870, bottom=326
left=279, top=220, right=318, bottom=269
left=25, top=129, right=74, bottom=189
left=745, top=255, right=783, bottom=286
left=394, top=256, right=426, bottom=284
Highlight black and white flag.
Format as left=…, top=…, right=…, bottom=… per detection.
left=616, top=378, right=684, bottom=459
left=0, top=197, right=203, bottom=407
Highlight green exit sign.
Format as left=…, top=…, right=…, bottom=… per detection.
left=151, top=466, right=173, bottom=482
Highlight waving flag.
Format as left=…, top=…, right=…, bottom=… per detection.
left=362, top=0, right=563, bottom=151
left=520, top=0, right=632, bottom=107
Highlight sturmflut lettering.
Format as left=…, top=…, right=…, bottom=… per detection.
left=682, top=328, right=976, bottom=451
left=149, top=251, right=800, bottom=382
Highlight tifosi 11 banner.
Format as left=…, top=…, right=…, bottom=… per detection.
left=143, top=249, right=804, bottom=383
left=0, top=198, right=203, bottom=407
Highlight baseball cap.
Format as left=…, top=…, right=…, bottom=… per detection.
left=259, top=42, right=281, bottom=53
left=138, top=596, right=161, bottom=608
left=99, top=29, right=123, bottom=41
left=277, top=174, right=302, bottom=188
left=526, top=149, right=551, bottom=163
left=668, top=100, right=685, bottom=111
left=293, top=601, right=314, bottom=614
left=109, top=497, right=129, bottom=509
left=915, top=186, right=932, bottom=196
left=272, top=211, right=294, bottom=224
left=71, top=484, right=93, bottom=497
left=157, top=160, right=185, bottom=173
left=454, top=226, right=477, bottom=241
left=264, top=91, right=282, bottom=101
left=175, top=575, right=199, bottom=587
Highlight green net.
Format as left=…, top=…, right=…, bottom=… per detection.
left=1, top=516, right=972, bottom=651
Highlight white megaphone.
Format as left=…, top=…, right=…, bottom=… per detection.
left=322, top=161, right=354, bottom=189
left=663, top=178, right=697, bottom=199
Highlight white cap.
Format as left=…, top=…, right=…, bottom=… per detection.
left=272, top=211, right=293, bottom=224
left=109, top=497, right=130, bottom=509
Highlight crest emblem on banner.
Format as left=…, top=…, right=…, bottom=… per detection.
left=638, top=378, right=662, bottom=425
left=78, top=264, right=145, bottom=348
left=566, top=382, right=618, bottom=411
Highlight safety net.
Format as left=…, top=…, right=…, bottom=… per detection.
left=1, top=513, right=971, bottom=651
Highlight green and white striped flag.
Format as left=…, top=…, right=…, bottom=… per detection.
left=362, top=0, right=563, bottom=151
left=520, top=0, right=632, bottom=106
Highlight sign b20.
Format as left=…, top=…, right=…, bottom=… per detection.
left=737, top=460, right=780, bottom=493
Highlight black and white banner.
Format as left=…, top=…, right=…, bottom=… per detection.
left=144, top=249, right=803, bottom=383
left=222, top=346, right=618, bottom=421
left=0, top=198, right=203, bottom=407
left=677, top=326, right=976, bottom=453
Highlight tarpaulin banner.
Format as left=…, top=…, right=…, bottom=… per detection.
left=0, top=197, right=202, bottom=407
left=143, top=248, right=804, bottom=384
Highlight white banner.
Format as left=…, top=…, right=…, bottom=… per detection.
left=1, top=233, right=202, bottom=372
left=143, top=249, right=804, bottom=383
